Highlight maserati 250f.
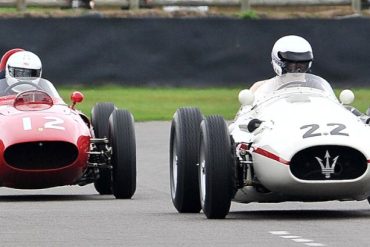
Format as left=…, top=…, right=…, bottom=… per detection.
left=0, top=78, right=136, bottom=199
left=170, top=73, right=370, bottom=218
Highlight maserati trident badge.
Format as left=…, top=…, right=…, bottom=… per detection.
left=315, top=151, right=339, bottom=179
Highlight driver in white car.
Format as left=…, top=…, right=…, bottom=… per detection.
left=250, top=35, right=314, bottom=93
left=237, top=35, right=369, bottom=128
left=233, top=35, right=313, bottom=122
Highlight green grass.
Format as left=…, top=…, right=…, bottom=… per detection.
left=346, top=88, right=370, bottom=113
left=0, top=7, right=60, bottom=12
left=238, top=10, right=259, bottom=19
left=58, top=86, right=370, bottom=121
left=59, top=86, right=242, bottom=121
left=0, top=7, right=18, bottom=13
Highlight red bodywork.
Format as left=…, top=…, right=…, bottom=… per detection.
left=0, top=48, right=24, bottom=71
left=0, top=93, right=91, bottom=189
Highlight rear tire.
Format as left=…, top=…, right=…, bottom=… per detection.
left=199, top=115, right=235, bottom=219
left=91, top=102, right=115, bottom=195
left=170, top=107, right=203, bottom=213
left=109, top=109, right=136, bottom=199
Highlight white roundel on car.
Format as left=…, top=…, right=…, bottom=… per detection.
left=238, top=89, right=255, bottom=106
left=339, top=89, right=354, bottom=105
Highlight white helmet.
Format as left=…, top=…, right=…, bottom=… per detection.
left=271, top=35, right=313, bottom=76
left=5, top=51, right=42, bottom=86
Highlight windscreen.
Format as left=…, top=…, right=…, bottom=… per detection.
left=0, top=78, right=61, bottom=98
left=253, top=73, right=337, bottom=105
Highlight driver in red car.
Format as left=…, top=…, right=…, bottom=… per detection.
left=0, top=49, right=61, bottom=98
left=0, top=49, right=58, bottom=96
left=5, top=50, right=42, bottom=84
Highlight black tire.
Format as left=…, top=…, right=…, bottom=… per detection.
left=199, top=115, right=235, bottom=219
left=109, top=109, right=136, bottom=199
left=170, top=107, right=203, bottom=213
left=91, top=102, right=115, bottom=195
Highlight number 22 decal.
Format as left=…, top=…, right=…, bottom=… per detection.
left=300, top=123, right=349, bottom=138
left=22, top=117, right=65, bottom=131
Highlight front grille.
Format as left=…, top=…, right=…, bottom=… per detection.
left=290, top=145, right=367, bottom=180
left=4, top=141, right=78, bottom=170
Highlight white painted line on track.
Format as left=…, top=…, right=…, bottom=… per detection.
left=292, top=239, right=313, bottom=243
left=270, top=231, right=290, bottom=235
left=269, top=231, right=326, bottom=246
left=281, top=235, right=301, bottom=238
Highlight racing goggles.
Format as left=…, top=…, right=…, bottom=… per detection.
left=283, top=61, right=311, bottom=73
left=8, top=66, right=41, bottom=78
left=278, top=51, right=312, bottom=74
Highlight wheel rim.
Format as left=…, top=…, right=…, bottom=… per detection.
left=199, top=141, right=206, bottom=208
left=170, top=137, right=178, bottom=199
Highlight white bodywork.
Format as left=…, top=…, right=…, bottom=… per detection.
left=229, top=73, right=370, bottom=203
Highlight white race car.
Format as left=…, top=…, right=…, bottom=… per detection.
left=170, top=73, right=370, bottom=219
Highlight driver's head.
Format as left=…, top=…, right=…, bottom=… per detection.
left=271, top=35, right=313, bottom=76
left=5, top=51, right=42, bottom=86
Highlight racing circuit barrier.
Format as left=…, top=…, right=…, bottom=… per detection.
left=0, top=17, right=370, bottom=87
left=0, top=0, right=368, bottom=12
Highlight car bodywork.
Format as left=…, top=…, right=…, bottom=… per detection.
left=170, top=73, right=370, bottom=218
left=0, top=78, right=136, bottom=198
left=230, top=73, right=370, bottom=203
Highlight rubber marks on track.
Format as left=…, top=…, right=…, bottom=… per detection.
left=269, top=231, right=326, bottom=246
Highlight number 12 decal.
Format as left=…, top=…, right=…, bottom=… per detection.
left=22, top=117, right=65, bottom=131
left=300, top=123, right=348, bottom=138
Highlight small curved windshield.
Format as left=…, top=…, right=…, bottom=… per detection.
left=254, top=73, right=337, bottom=104
left=0, top=78, right=61, bottom=99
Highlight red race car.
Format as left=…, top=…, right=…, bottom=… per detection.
left=0, top=77, right=136, bottom=199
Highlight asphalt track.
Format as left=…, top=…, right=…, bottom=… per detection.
left=1, top=121, right=370, bottom=246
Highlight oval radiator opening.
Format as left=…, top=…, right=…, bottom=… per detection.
left=4, top=141, right=78, bottom=170
left=290, top=145, right=367, bottom=180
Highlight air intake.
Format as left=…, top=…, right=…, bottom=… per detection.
left=4, top=141, right=78, bottom=170
left=290, top=145, right=367, bottom=180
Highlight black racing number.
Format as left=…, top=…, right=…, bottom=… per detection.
left=300, top=124, right=321, bottom=138
left=300, top=123, right=349, bottom=138
left=327, top=123, right=349, bottom=136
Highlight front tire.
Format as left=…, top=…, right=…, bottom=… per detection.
left=170, top=107, right=203, bottom=213
left=109, top=109, right=136, bottom=199
left=199, top=115, right=235, bottom=219
left=91, top=102, right=115, bottom=195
